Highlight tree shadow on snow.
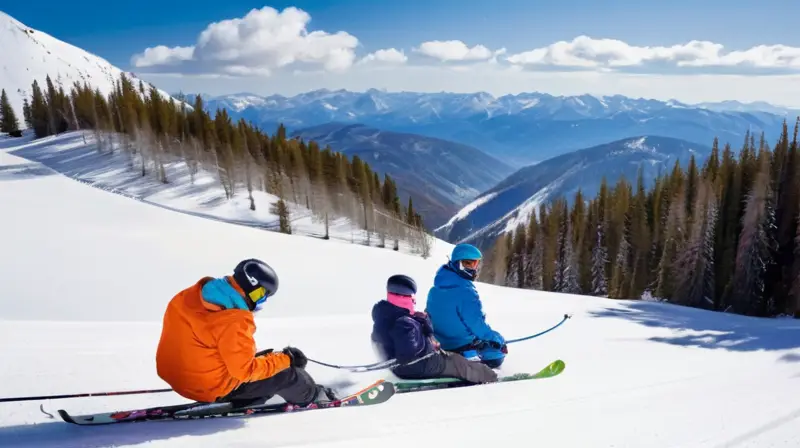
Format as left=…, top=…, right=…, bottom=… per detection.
left=589, top=301, right=800, bottom=360
left=0, top=163, right=55, bottom=181
left=0, top=415, right=246, bottom=448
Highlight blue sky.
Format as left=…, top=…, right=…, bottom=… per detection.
left=6, top=0, right=800, bottom=69
left=5, top=1, right=800, bottom=103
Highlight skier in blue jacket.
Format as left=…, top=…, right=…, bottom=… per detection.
left=426, top=243, right=507, bottom=368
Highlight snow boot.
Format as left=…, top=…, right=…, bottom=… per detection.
left=312, top=385, right=338, bottom=404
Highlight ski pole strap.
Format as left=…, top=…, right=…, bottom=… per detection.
left=506, top=314, right=572, bottom=344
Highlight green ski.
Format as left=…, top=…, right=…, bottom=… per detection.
left=394, top=359, right=565, bottom=393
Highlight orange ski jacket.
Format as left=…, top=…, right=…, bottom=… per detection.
left=155, top=276, right=291, bottom=402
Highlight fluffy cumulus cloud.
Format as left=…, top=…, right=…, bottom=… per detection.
left=359, top=48, right=408, bottom=65
left=412, top=40, right=495, bottom=62
left=505, top=36, right=800, bottom=72
left=131, top=6, right=359, bottom=76
left=130, top=7, right=800, bottom=85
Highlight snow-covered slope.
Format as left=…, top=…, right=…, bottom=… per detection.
left=2, top=134, right=800, bottom=447
left=0, top=129, right=431, bottom=253
left=0, top=11, right=181, bottom=124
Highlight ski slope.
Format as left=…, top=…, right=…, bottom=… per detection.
left=2, top=134, right=800, bottom=447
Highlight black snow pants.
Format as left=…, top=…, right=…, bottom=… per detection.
left=217, top=367, right=320, bottom=408
left=440, top=351, right=499, bottom=383
left=393, top=350, right=498, bottom=384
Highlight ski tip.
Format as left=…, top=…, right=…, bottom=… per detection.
left=56, top=409, right=77, bottom=424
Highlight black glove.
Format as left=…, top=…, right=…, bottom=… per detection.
left=255, top=348, right=274, bottom=357
left=283, top=346, right=307, bottom=369
left=412, top=311, right=434, bottom=336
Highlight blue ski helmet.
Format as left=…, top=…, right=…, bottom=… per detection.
left=387, top=274, right=417, bottom=296
left=449, top=244, right=483, bottom=281
left=450, top=243, right=482, bottom=262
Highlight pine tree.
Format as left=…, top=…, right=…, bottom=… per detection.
left=731, top=152, right=776, bottom=315
left=673, top=181, right=717, bottom=308
left=526, top=229, right=544, bottom=290
left=22, top=98, right=32, bottom=129
left=591, top=221, right=609, bottom=296
left=29, top=80, right=50, bottom=137
left=561, top=219, right=581, bottom=294
left=0, top=89, right=20, bottom=133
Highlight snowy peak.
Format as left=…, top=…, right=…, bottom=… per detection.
left=191, top=87, right=787, bottom=166
left=198, top=89, right=704, bottom=124
left=0, top=11, right=181, bottom=124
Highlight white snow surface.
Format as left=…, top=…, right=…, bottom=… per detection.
left=0, top=11, right=182, bottom=125
left=2, top=134, right=800, bottom=447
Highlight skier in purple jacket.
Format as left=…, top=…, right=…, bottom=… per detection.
left=370, top=274, right=497, bottom=383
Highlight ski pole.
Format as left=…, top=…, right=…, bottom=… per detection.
left=308, top=351, right=438, bottom=373
left=307, top=314, right=572, bottom=371
left=506, top=313, right=572, bottom=344
left=0, top=387, right=174, bottom=403
left=307, top=357, right=397, bottom=371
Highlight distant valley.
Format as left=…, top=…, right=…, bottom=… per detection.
left=290, top=123, right=514, bottom=228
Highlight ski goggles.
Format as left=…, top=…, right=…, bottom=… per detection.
left=248, top=286, right=268, bottom=304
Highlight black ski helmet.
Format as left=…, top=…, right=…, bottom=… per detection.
left=233, top=258, right=279, bottom=310
left=387, top=274, right=417, bottom=296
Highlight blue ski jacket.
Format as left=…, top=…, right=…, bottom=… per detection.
left=425, top=263, right=504, bottom=350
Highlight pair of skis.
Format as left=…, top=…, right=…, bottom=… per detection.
left=52, top=359, right=565, bottom=426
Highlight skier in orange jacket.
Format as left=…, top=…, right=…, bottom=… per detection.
left=156, top=258, right=337, bottom=408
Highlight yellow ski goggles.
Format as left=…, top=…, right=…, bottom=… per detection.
left=248, top=286, right=268, bottom=304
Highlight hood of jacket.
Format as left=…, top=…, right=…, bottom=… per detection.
left=432, top=263, right=473, bottom=290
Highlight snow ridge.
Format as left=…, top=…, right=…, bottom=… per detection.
left=0, top=11, right=183, bottom=125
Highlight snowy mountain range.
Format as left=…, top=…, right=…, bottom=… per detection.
left=188, top=90, right=792, bottom=166
left=435, top=136, right=713, bottom=246
left=0, top=11, right=179, bottom=122
left=290, top=123, right=514, bottom=227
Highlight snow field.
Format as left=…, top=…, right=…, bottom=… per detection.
left=1, top=134, right=800, bottom=447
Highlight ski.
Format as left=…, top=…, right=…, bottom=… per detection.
left=394, top=359, right=565, bottom=393
left=54, top=379, right=394, bottom=425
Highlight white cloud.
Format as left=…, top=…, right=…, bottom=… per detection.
left=129, top=10, right=800, bottom=105
left=359, top=48, right=407, bottom=64
left=131, top=45, right=194, bottom=67
left=130, top=6, right=359, bottom=76
left=506, top=36, right=800, bottom=71
left=412, top=40, right=494, bottom=62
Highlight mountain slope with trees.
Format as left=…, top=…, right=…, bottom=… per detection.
left=483, top=122, right=800, bottom=318
left=8, top=72, right=435, bottom=257
left=437, top=136, right=712, bottom=247
left=291, top=122, right=514, bottom=228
